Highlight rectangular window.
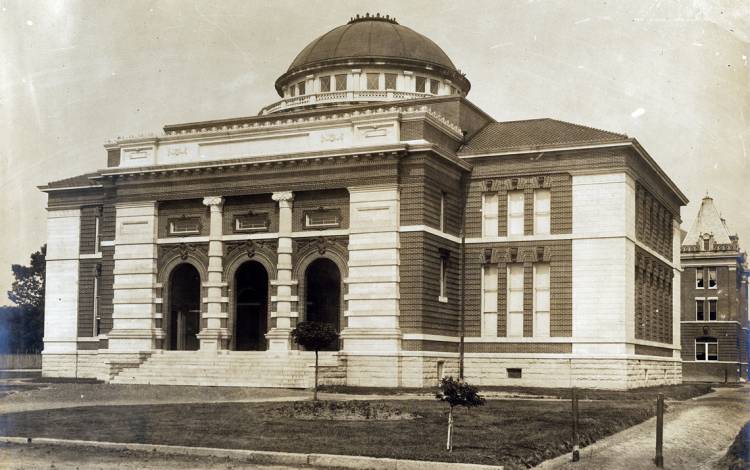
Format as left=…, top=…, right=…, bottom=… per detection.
left=482, top=193, right=498, bottom=237
left=384, top=73, right=397, bottom=90
left=94, top=213, right=101, bottom=253
left=708, top=267, right=717, bottom=288
left=533, top=264, right=550, bottom=338
left=482, top=265, right=498, bottom=337
left=696, top=269, right=704, bottom=288
left=430, top=79, right=439, bottom=94
left=439, top=191, right=446, bottom=232
left=169, top=217, right=200, bottom=235
left=335, top=74, right=347, bottom=91
left=507, top=191, right=525, bottom=236
left=695, top=338, right=718, bottom=361
left=533, top=189, right=551, bottom=235
left=507, top=264, right=524, bottom=337
left=366, top=73, right=380, bottom=90
left=304, top=209, right=340, bottom=228
left=696, top=299, right=705, bottom=321
left=319, top=75, right=331, bottom=92
left=92, top=276, right=99, bottom=336
left=297, top=81, right=306, bottom=96
left=507, top=368, right=522, bottom=379
left=289, top=85, right=296, bottom=97
left=439, top=257, right=448, bottom=302
left=234, top=213, right=268, bottom=232
left=708, top=298, right=717, bottom=321
left=415, top=76, right=426, bottom=92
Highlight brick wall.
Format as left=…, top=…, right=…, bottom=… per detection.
left=77, top=259, right=99, bottom=337
left=681, top=322, right=743, bottom=362
left=157, top=199, right=209, bottom=238
left=634, top=247, right=673, bottom=344
left=79, top=205, right=101, bottom=254
left=223, top=194, right=279, bottom=234
left=291, top=189, right=350, bottom=232
left=635, top=183, right=673, bottom=260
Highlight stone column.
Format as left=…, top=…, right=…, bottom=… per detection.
left=198, top=196, right=227, bottom=351
left=267, top=191, right=296, bottom=351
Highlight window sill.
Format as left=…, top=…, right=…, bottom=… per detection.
left=438, top=296, right=448, bottom=303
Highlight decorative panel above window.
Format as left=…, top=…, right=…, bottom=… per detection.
left=304, top=208, right=341, bottom=229
left=234, top=212, right=269, bottom=232
left=168, top=217, right=201, bottom=235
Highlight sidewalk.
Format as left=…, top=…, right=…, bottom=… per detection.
left=534, top=385, right=749, bottom=470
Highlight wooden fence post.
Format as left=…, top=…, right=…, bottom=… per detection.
left=655, top=393, right=664, bottom=468
left=572, top=387, right=580, bottom=462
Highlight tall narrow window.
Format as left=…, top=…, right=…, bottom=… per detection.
left=533, top=189, right=551, bottom=235
left=482, top=193, right=498, bottom=237
left=93, top=264, right=101, bottom=336
left=695, top=268, right=704, bottom=288
left=695, top=337, right=718, bottom=361
left=533, top=264, right=550, bottom=337
left=439, top=257, right=448, bottom=302
left=415, top=76, right=426, bottom=92
left=384, top=73, right=397, bottom=90
left=319, top=75, right=331, bottom=92
left=430, top=79, right=439, bottom=94
left=439, top=191, right=447, bottom=232
left=94, top=213, right=101, bottom=253
left=289, top=85, right=296, bottom=97
left=703, top=238, right=710, bottom=251
left=335, top=74, right=347, bottom=91
left=708, top=267, right=717, bottom=288
left=507, top=191, right=525, bottom=236
left=507, top=264, right=524, bottom=337
left=482, top=265, right=498, bottom=337
left=696, top=299, right=705, bottom=321
left=297, top=81, right=306, bottom=96
left=708, top=298, right=717, bottom=321
left=366, top=73, right=380, bottom=90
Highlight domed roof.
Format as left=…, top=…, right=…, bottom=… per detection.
left=287, top=15, right=457, bottom=73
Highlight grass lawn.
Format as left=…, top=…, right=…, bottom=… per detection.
left=0, top=398, right=666, bottom=469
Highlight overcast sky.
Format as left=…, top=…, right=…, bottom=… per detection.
left=1, top=0, right=748, bottom=304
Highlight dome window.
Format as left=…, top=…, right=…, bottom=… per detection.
left=320, top=76, right=331, bottom=92
left=416, top=76, right=426, bottom=93
left=366, top=73, right=380, bottom=90
left=335, top=74, right=347, bottom=91
left=430, top=79, right=439, bottom=95
left=297, top=81, right=306, bottom=96
left=385, top=73, right=397, bottom=90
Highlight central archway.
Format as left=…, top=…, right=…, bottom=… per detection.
left=234, top=261, right=269, bottom=351
left=168, top=263, right=201, bottom=351
left=304, top=258, right=342, bottom=351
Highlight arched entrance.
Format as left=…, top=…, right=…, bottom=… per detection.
left=304, top=258, right=341, bottom=351
left=234, top=261, right=269, bottom=351
left=168, top=263, right=201, bottom=351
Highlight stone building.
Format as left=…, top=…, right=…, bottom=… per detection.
left=40, top=14, right=688, bottom=389
left=680, top=196, right=749, bottom=382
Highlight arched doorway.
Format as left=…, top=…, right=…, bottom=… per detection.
left=168, top=263, right=201, bottom=351
left=234, top=261, right=269, bottom=351
left=304, top=258, right=341, bottom=351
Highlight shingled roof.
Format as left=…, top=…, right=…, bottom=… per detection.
left=459, top=118, right=628, bottom=155
left=682, top=195, right=734, bottom=246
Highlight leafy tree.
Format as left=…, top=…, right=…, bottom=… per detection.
left=1, top=245, right=46, bottom=353
left=8, top=245, right=46, bottom=310
left=435, top=376, right=485, bottom=452
left=291, top=321, right=338, bottom=400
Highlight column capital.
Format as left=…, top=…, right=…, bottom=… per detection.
left=272, top=191, right=294, bottom=203
left=202, top=196, right=224, bottom=208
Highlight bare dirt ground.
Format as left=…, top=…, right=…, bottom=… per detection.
left=534, top=385, right=750, bottom=470
left=0, top=442, right=325, bottom=470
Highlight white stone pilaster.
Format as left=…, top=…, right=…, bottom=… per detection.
left=197, top=196, right=227, bottom=351
left=341, top=184, right=402, bottom=352
left=43, top=209, right=81, bottom=355
left=108, top=202, right=158, bottom=352
left=267, top=191, right=295, bottom=351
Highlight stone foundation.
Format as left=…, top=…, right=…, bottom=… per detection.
left=682, top=361, right=747, bottom=383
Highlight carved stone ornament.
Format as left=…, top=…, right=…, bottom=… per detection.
left=177, top=243, right=196, bottom=260
left=271, top=191, right=294, bottom=202
left=202, top=196, right=224, bottom=208
left=481, top=246, right=552, bottom=265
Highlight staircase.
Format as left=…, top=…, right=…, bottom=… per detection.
left=109, top=350, right=343, bottom=388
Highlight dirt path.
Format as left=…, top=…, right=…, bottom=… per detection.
left=534, top=385, right=749, bottom=470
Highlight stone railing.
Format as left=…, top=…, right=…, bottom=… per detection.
left=260, top=90, right=434, bottom=115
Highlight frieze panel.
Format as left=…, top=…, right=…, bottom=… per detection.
left=293, top=236, right=349, bottom=264
left=482, top=175, right=552, bottom=192
left=224, top=239, right=278, bottom=262
left=158, top=242, right=209, bottom=270
left=481, top=246, right=552, bottom=265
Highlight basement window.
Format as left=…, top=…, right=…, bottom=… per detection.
left=507, top=368, right=522, bottom=379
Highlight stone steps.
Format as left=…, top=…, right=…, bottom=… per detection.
left=109, top=351, right=342, bottom=388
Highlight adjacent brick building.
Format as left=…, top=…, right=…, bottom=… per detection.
left=40, top=14, right=688, bottom=389
left=680, top=196, right=749, bottom=382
